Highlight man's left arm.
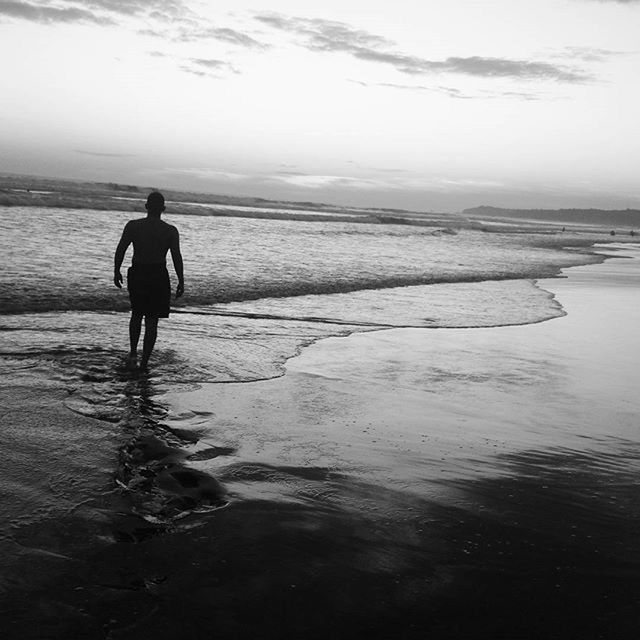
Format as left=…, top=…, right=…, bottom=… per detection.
left=114, top=222, right=133, bottom=288
left=169, top=227, right=184, bottom=298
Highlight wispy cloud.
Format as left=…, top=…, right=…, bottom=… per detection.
left=166, top=168, right=250, bottom=181
left=256, top=14, right=392, bottom=50
left=487, top=90, right=545, bottom=101
left=1, top=0, right=268, bottom=84
left=71, top=0, right=189, bottom=19
left=174, top=25, right=268, bottom=48
left=74, top=149, right=135, bottom=158
left=179, top=57, right=239, bottom=78
left=137, top=22, right=269, bottom=51
left=351, top=79, right=546, bottom=101
left=138, top=23, right=268, bottom=48
left=0, top=0, right=194, bottom=25
left=255, top=13, right=592, bottom=83
left=190, top=58, right=230, bottom=69
left=271, top=170, right=308, bottom=177
left=268, top=172, right=509, bottom=192
left=351, top=79, right=474, bottom=100
left=138, top=28, right=164, bottom=37
left=163, top=167, right=390, bottom=190
left=268, top=173, right=397, bottom=190
left=549, top=46, right=628, bottom=61
left=163, top=166, right=512, bottom=195
left=0, top=1, right=114, bottom=25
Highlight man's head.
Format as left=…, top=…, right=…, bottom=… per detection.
left=146, top=191, right=165, bottom=217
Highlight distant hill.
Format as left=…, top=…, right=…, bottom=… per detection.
left=463, top=206, right=640, bottom=229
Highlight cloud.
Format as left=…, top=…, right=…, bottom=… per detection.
left=351, top=79, right=474, bottom=100
left=138, top=28, right=164, bottom=37
left=256, top=14, right=392, bottom=50
left=271, top=170, right=307, bottom=176
left=72, top=0, right=189, bottom=18
left=0, top=0, right=192, bottom=25
left=190, top=58, right=228, bottom=69
left=179, top=57, right=239, bottom=78
left=163, top=167, right=397, bottom=191
left=551, top=46, right=627, bottom=61
left=165, top=168, right=250, bottom=181
left=265, top=172, right=403, bottom=190
left=488, top=90, right=544, bottom=101
left=174, top=26, right=268, bottom=48
left=255, top=13, right=592, bottom=83
left=137, top=22, right=269, bottom=49
left=162, top=166, right=513, bottom=197
left=0, top=1, right=114, bottom=24
left=74, top=149, right=135, bottom=157
left=266, top=171, right=509, bottom=193
left=435, top=56, right=589, bottom=82
left=352, top=79, right=546, bottom=101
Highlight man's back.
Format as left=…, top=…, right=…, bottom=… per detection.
left=125, top=217, right=178, bottom=265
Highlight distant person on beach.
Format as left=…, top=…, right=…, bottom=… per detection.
left=114, top=191, right=184, bottom=370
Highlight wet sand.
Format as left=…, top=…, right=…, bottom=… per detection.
left=3, top=247, right=640, bottom=639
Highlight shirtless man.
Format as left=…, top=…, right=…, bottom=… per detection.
left=114, top=191, right=184, bottom=370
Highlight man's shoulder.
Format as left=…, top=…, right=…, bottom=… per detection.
left=122, top=218, right=145, bottom=236
left=161, top=220, right=179, bottom=234
left=127, top=218, right=147, bottom=227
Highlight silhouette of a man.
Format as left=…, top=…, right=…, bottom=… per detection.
left=114, top=191, right=184, bottom=370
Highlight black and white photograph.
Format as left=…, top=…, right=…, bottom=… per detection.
left=1, top=1, right=639, bottom=638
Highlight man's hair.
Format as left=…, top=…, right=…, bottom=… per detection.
left=146, top=191, right=165, bottom=210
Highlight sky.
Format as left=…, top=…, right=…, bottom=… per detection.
left=1, top=0, right=639, bottom=211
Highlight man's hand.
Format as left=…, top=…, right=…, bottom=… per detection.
left=114, top=270, right=123, bottom=288
left=176, top=282, right=184, bottom=298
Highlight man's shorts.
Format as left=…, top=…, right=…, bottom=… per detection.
left=127, top=263, right=171, bottom=318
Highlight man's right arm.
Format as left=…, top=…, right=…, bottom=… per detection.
left=170, top=227, right=184, bottom=298
left=114, top=222, right=133, bottom=288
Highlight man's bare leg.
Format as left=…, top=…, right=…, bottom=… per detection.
left=128, top=312, right=144, bottom=366
left=140, top=315, right=159, bottom=370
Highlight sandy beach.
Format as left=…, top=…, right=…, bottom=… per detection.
left=2, top=245, right=638, bottom=639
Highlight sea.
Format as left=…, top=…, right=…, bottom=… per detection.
left=0, top=204, right=604, bottom=371
left=1, top=204, right=638, bottom=638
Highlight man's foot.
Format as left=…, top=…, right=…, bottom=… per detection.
left=126, top=354, right=138, bottom=370
left=139, top=358, right=149, bottom=372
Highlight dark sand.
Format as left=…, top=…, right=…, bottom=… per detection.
left=2, top=247, right=640, bottom=639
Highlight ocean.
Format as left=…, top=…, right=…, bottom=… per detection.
left=0, top=205, right=602, bottom=378
left=1, top=204, right=638, bottom=638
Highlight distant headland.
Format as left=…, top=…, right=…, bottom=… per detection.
left=463, top=205, right=640, bottom=229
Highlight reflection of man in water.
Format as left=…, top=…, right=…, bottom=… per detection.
left=114, top=191, right=184, bottom=370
